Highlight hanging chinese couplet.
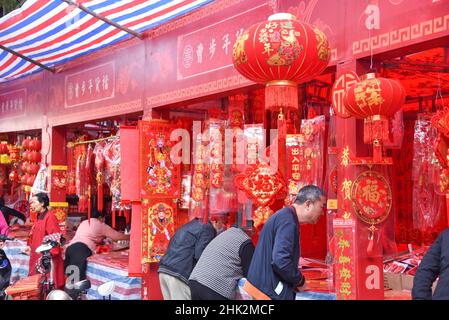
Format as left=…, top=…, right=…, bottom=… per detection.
left=140, top=120, right=180, bottom=263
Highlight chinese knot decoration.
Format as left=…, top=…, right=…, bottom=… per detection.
left=344, top=73, right=405, bottom=162
left=234, top=162, right=286, bottom=228
left=351, top=170, right=392, bottom=256
left=232, top=13, right=330, bottom=111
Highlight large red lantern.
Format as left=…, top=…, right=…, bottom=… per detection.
left=232, top=13, right=330, bottom=111
left=344, top=73, right=405, bottom=162
left=29, top=151, right=42, bottom=163
left=29, top=138, right=42, bottom=151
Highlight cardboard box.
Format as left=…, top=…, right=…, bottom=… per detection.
left=384, top=272, right=402, bottom=290
left=401, top=274, right=414, bottom=291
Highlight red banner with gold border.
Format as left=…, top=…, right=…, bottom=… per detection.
left=141, top=199, right=176, bottom=263
left=139, top=120, right=180, bottom=263
left=333, top=218, right=357, bottom=300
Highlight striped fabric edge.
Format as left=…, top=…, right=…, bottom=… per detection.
left=0, top=0, right=213, bottom=82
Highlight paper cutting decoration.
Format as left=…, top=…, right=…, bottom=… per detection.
left=234, top=162, right=285, bottom=228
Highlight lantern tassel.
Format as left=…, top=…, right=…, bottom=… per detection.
left=87, top=186, right=91, bottom=225
left=265, top=80, right=298, bottom=111
left=97, top=172, right=104, bottom=212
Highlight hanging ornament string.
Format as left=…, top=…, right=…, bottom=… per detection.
left=436, top=72, right=445, bottom=109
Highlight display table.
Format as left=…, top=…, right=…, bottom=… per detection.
left=85, top=250, right=142, bottom=300
left=3, top=239, right=30, bottom=283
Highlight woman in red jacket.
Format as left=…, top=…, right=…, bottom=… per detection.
left=24, top=193, right=64, bottom=289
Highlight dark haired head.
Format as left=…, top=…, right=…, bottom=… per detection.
left=91, top=209, right=104, bottom=219
left=294, top=185, right=325, bottom=205
left=33, top=192, right=49, bottom=208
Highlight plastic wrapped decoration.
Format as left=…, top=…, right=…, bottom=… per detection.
left=412, top=116, right=443, bottom=230
left=29, top=163, right=48, bottom=200
left=103, top=136, right=121, bottom=227
left=93, top=141, right=106, bottom=213
left=384, top=111, right=404, bottom=149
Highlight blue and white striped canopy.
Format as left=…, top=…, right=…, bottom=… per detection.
left=0, top=0, right=213, bottom=82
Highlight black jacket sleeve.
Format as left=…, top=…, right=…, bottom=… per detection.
left=1, top=206, right=26, bottom=223
left=412, top=234, right=442, bottom=300
left=271, top=217, right=302, bottom=286
left=194, top=223, right=216, bottom=261
left=239, top=239, right=255, bottom=277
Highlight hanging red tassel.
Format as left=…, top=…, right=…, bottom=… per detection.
left=112, top=206, right=116, bottom=229
left=265, top=80, right=298, bottom=111
left=96, top=172, right=104, bottom=212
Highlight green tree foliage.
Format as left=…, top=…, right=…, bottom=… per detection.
left=0, top=0, right=21, bottom=17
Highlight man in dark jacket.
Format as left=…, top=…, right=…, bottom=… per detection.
left=246, top=185, right=326, bottom=300
left=158, top=217, right=219, bottom=300
left=412, top=227, right=449, bottom=300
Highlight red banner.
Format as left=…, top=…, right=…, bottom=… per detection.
left=0, top=89, right=26, bottom=118
left=139, top=120, right=180, bottom=263
left=139, top=121, right=180, bottom=198
left=141, top=199, right=176, bottom=263
left=65, top=62, right=115, bottom=108
left=177, top=3, right=268, bottom=80
left=333, top=218, right=357, bottom=300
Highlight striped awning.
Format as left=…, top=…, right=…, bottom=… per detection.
left=0, top=0, right=213, bottom=83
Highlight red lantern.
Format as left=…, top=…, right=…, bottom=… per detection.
left=20, top=161, right=28, bottom=173
left=29, top=163, right=40, bottom=175
left=27, top=175, right=35, bottom=186
left=29, top=138, right=42, bottom=151
left=232, top=13, right=330, bottom=111
left=22, top=150, right=29, bottom=162
left=22, top=137, right=31, bottom=150
left=344, top=73, right=405, bottom=162
left=29, top=151, right=41, bottom=163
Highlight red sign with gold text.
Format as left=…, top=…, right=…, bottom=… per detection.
left=65, top=62, right=115, bottom=108
left=331, top=71, right=359, bottom=118
left=177, top=3, right=268, bottom=80
left=0, top=89, right=26, bottom=118
left=333, top=218, right=357, bottom=300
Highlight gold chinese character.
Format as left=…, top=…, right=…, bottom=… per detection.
left=338, top=239, right=350, bottom=250
left=341, top=146, right=350, bottom=167
left=341, top=178, right=352, bottom=200
left=339, top=255, right=351, bottom=265
left=292, top=156, right=300, bottom=164
left=361, top=179, right=381, bottom=203
left=340, top=282, right=351, bottom=296
left=292, top=173, right=301, bottom=180
left=365, top=81, right=384, bottom=107
left=292, top=164, right=300, bottom=171
left=340, top=268, right=351, bottom=281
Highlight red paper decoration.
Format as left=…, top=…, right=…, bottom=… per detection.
left=351, top=170, right=392, bottom=256
left=234, top=162, right=286, bottom=228
left=232, top=13, right=330, bottom=111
